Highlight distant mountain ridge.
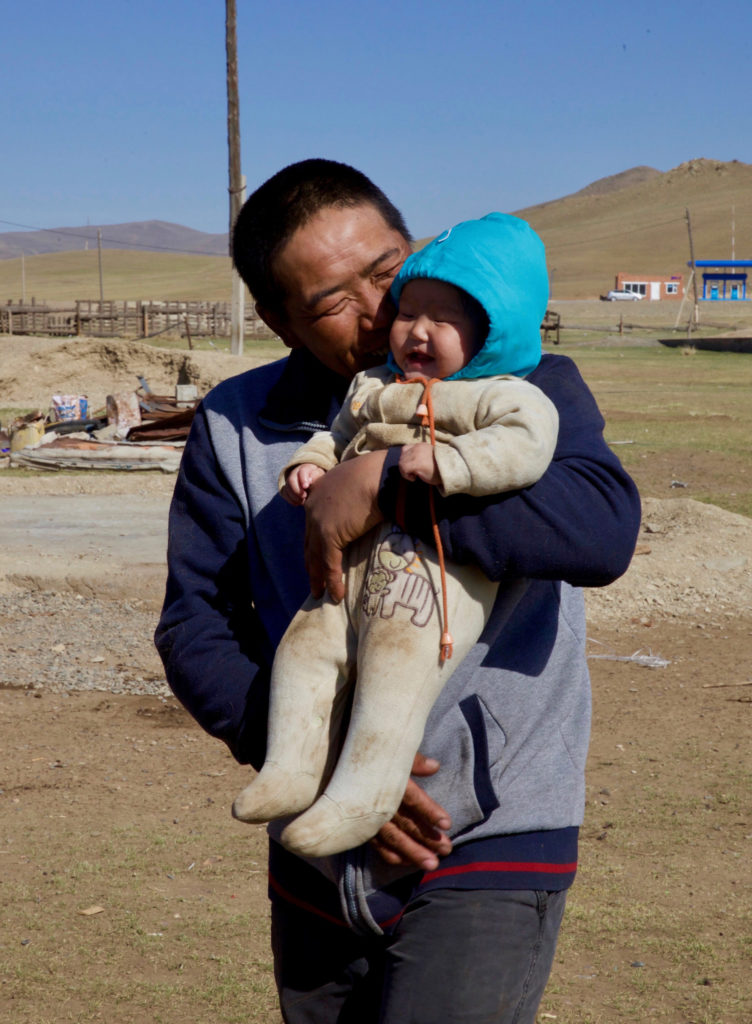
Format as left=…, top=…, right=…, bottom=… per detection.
left=0, top=220, right=229, bottom=260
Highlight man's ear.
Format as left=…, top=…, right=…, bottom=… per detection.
left=255, top=302, right=303, bottom=351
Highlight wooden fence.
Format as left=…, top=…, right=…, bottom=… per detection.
left=0, top=299, right=270, bottom=339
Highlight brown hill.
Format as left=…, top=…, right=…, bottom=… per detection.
left=413, top=164, right=665, bottom=250
left=569, top=164, right=663, bottom=198
left=517, top=158, right=752, bottom=298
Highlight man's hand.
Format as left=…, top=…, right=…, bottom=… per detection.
left=371, top=753, right=452, bottom=871
left=398, top=443, right=441, bottom=486
left=303, top=450, right=387, bottom=601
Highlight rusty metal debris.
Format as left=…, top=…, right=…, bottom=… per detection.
left=3, top=375, right=197, bottom=472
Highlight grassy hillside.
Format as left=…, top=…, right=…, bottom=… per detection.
left=2, top=159, right=751, bottom=304
left=518, top=158, right=752, bottom=298
left=0, top=249, right=233, bottom=305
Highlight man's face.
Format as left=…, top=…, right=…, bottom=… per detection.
left=262, top=203, right=413, bottom=379
left=389, top=279, right=483, bottom=380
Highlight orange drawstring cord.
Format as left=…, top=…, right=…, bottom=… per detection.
left=398, top=376, right=453, bottom=663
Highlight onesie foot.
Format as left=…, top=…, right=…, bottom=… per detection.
left=279, top=794, right=390, bottom=856
left=232, top=764, right=318, bottom=823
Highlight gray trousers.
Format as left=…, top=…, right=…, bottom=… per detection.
left=271, top=886, right=567, bottom=1024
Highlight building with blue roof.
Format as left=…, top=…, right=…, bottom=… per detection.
left=694, top=260, right=751, bottom=300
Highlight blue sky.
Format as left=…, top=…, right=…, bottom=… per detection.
left=2, top=0, right=750, bottom=242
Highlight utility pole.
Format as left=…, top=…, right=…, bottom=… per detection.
left=684, top=208, right=699, bottom=333
left=226, top=0, right=245, bottom=355
left=97, top=228, right=104, bottom=303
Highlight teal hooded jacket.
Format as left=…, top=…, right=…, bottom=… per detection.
left=389, top=212, right=549, bottom=381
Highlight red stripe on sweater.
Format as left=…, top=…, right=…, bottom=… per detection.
left=422, top=860, right=578, bottom=883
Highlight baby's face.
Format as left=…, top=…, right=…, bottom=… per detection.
left=390, top=279, right=482, bottom=380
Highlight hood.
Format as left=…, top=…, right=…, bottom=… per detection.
left=389, top=212, right=548, bottom=380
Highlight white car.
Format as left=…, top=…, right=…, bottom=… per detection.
left=604, top=289, right=643, bottom=301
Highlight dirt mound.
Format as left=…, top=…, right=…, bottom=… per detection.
left=0, top=335, right=265, bottom=413
left=586, top=496, right=752, bottom=626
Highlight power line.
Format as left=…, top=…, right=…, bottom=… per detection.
left=0, top=218, right=226, bottom=257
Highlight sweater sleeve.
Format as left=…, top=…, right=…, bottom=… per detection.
left=433, top=379, right=559, bottom=497
left=154, top=405, right=270, bottom=768
left=379, top=354, right=641, bottom=586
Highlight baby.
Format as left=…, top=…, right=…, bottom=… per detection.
left=233, top=213, right=559, bottom=858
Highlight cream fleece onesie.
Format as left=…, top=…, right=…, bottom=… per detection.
left=232, top=364, right=558, bottom=858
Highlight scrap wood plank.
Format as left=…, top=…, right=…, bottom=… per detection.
left=9, top=438, right=183, bottom=472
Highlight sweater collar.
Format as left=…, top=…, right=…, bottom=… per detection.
left=259, top=347, right=350, bottom=433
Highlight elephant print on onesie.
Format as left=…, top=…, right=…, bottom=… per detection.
left=362, top=528, right=436, bottom=628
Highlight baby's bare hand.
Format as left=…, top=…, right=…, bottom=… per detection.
left=398, top=443, right=440, bottom=486
left=282, top=464, right=325, bottom=505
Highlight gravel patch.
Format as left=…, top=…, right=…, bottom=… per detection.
left=0, top=590, right=169, bottom=696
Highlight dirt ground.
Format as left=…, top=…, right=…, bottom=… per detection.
left=1, top=335, right=750, bottom=1023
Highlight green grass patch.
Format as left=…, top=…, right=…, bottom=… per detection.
left=564, top=342, right=752, bottom=517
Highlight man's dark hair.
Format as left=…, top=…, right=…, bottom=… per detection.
left=232, top=158, right=412, bottom=314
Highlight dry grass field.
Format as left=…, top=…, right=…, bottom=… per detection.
left=0, top=249, right=234, bottom=306
left=1, top=326, right=751, bottom=1023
